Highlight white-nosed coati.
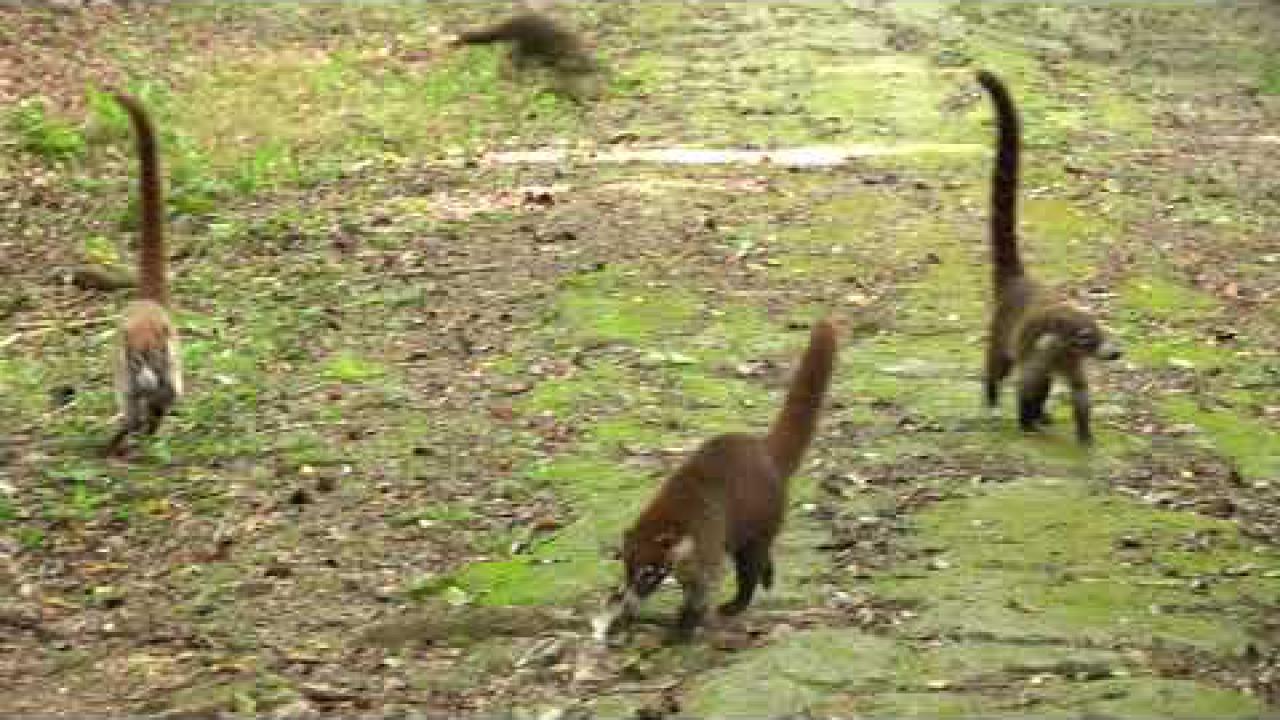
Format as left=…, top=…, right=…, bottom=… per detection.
left=599, top=319, right=837, bottom=642
left=451, top=11, right=599, bottom=100
left=976, top=71, right=1120, bottom=446
left=104, top=91, right=182, bottom=456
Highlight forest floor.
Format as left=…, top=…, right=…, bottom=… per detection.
left=1, top=2, right=1278, bottom=718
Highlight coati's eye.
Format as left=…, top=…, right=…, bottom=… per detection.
left=632, top=563, right=667, bottom=595
left=1073, top=329, right=1099, bottom=350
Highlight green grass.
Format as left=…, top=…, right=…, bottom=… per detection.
left=876, top=480, right=1280, bottom=652
left=1260, top=56, right=1280, bottom=95
left=7, top=98, right=87, bottom=161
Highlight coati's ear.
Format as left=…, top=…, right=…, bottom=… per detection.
left=671, top=535, right=695, bottom=563
left=654, top=532, right=678, bottom=548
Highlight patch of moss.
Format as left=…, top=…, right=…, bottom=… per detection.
left=553, top=267, right=703, bottom=345
left=1262, top=56, right=1280, bottom=95
left=841, top=336, right=974, bottom=418
left=391, top=503, right=476, bottom=528
left=1020, top=198, right=1112, bottom=281
left=1065, top=677, right=1269, bottom=719
left=521, top=362, right=642, bottom=416
left=1162, top=398, right=1280, bottom=481
left=811, top=56, right=981, bottom=143
left=1118, top=276, right=1220, bottom=326
left=322, top=352, right=388, bottom=382
left=687, top=628, right=1265, bottom=719
left=1125, top=338, right=1241, bottom=373
left=875, top=480, right=1280, bottom=652
left=0, top=357, right=47, bottom=418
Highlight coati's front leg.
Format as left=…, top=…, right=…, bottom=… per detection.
left=1066, top=364, right=1093, bottom=445
left=670, top=541, right=723, bottom=642
left=673, top=578, right=711, bottom=641
left=1017, top=367, right=1052, bottom=432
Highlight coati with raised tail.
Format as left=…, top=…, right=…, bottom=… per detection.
left=597, top=319, right=838, bottom=642
left=451, top=11, right=599, bottom=100
left=976, top=71, right=1120, bottom=446
left=104, top=92, right=182, bottom=456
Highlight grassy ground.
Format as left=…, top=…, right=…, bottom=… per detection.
left=1, top=2, right=1278, bottom=717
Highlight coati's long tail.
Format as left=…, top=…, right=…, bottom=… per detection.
left=112, top=91, right=169, bottom=306
left=976, top=70, right=1024, bottom=286
left=765, top=319, right=838, bottom=480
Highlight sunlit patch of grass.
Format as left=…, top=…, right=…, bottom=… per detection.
left=877, top=479, right=1280, bottom=652
left=167, top=45, right=584, bottom=195
left=1162, top=398, right=1280, bottom=481
left=322, top=352, right=388, bottom=383
left=1259, top=56, right=1280, bottom=95
left=6, top=98, right=86, bottom=161
left=1116, top=275, right=1220, bottom=326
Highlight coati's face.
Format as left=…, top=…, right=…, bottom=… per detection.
left=1037, top=315, right=1122, bottom=362
left=621, top=528, right=677, bottom=598
left=1067, top=323, right=1122, bottom=361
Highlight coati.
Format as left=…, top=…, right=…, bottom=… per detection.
left=976, top=71, right=1119, bottom=446
left=598, top=319, right=838, bottom=642
left=104, top=91, right=182, bottom=456
left=451, top=11, right=599, bottom=100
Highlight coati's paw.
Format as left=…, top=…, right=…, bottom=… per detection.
left=664, top=625, right=697, bottom=645
left=591, top=607, right=625, bottom=646
left=717, top=600, right=748, bottom=617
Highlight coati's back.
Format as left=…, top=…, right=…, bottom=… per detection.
left=628, top=433, right=780, bottom=544
left=456, top=12, right=583, bottom=56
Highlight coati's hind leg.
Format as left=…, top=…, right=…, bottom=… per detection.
left=506, top=46, right=535, bottom=77
left=142, top=401, right=170, bottom=436
left=105, top=394, right=147, bottom=456
left=1066, top=365, right=1093, bottom=445
left=984, top=341, right=1013, bottom=408
left=1017, top=369, right=1052, bottom=431
left=719, top=542, right=769, bottom=617
left=104, top=426, right=130, bottom=457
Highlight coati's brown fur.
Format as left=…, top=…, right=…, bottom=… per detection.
left=451, top=11, right=599, bottom=100
left=609, top=319, right=837, bottom=640
left=105, top=92, right=182, bottom=456
left=977, top=71, right=1119, bottom=446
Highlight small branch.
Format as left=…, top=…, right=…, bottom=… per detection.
left=11, top=315, right=115, bottom=333
left=395, top=263, right=502, bottom=278
left=593, top=680, right=681, bottom=695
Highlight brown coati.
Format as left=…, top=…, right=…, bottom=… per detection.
left=451, top=11, right=599, bottom=100
left=976, top=71, right=1120, bottom=446
left=597, top=319, right=838, bottom=642
left=105, top=91, right=182, bottom=456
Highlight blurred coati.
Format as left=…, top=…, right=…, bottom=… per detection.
left=976, top=71, right=1119, bottom=446
left=105, top=92, right=182, bottom=456
left=451, top=11, right=600, bottom=100
left=596, top=319, right=838, bottom=642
